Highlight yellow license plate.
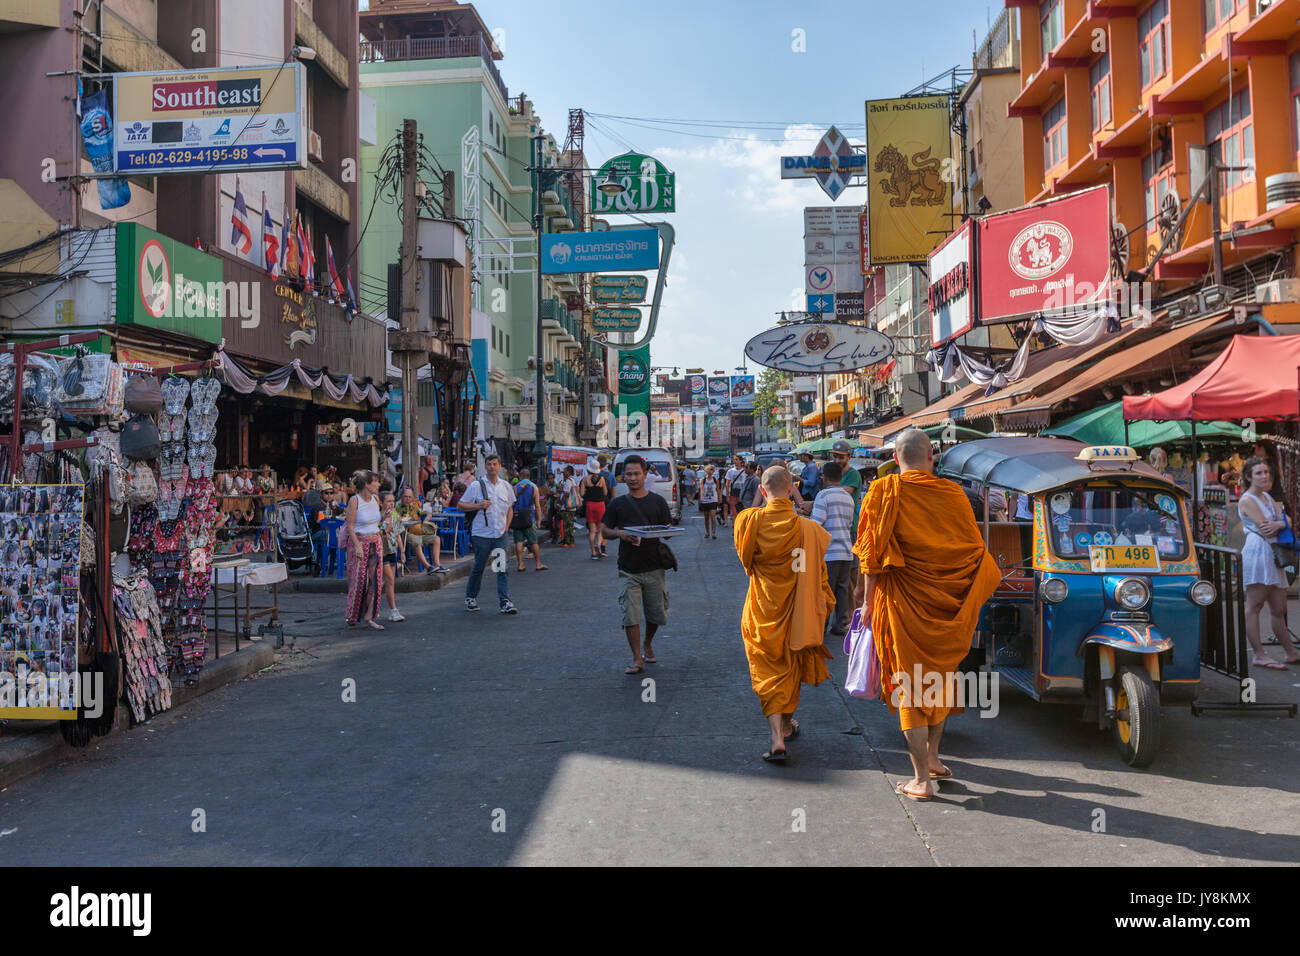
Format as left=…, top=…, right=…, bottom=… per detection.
left=1089, top=544, right=1160, bottom=572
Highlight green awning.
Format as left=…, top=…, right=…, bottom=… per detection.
left=794, top=437, right=840, bottom=454
left=1044, top=401, right=1240, bottom=446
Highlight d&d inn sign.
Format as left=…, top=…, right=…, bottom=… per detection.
left=744, top=321, right=894, bottom=373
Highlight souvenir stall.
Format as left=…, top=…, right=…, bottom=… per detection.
left=0, top=335, right=228, bottom=745
left=1123, top=334, right=1300, bottom=546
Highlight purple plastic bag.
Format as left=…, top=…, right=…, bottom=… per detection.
left=843, top=608, right=881, bottom=699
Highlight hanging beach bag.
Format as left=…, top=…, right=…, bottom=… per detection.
left=119, top=414, right=160, bottom=461
left=124, top=374, right=164, bottom=416
left=122, top=460, right=158, bottom=506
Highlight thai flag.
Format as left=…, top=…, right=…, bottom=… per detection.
left=261, top=192, right=279, bottom=279
left=298, top=216, right=314, bottom=291
left=279, top=203, right=292, bottom=275
left=325, top=236, right=345, bottom=299
left=229, top=177, right=253, bottom=255
left=346, top=269, right=357, bottom=314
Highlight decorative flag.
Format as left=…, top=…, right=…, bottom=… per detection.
left=299, top=217, right=315, bottom=292
left=285, top=210, right=300, bottom=277
left=261, top=192, right=280, bottom=279
left=194, top=237, right=202, bottom=249
left=279, top=203, right=292, bottom=276
left=230, top=177, right=253, bottom=255
left=325, top=236, right=345, bottom=299
left=346, top=269, right=357, bottom=316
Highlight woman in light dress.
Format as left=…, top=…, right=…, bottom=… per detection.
left=1237, top=457, right=1300, bottom=670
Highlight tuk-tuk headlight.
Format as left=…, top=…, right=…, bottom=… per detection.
left=1040, top=577, right=1068, bottom=604
left=1189, top=580, right=1217, bottom=606
left=1114, top=577, right=1151, bottom=610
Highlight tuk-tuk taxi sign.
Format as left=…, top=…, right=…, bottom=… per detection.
left=1076, top=445, right=1140, bottom=470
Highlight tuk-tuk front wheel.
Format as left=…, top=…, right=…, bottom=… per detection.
left=1111, top=665, right=1160, bottom=768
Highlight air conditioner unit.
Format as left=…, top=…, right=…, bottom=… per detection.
left=1256, top=278, right=1300, bottom=304
left=308, top=129, right=324, bottom=163
left=1256, top=0, right=1275, bottom=13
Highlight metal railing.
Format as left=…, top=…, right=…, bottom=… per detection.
left=359, top=35, right=507, bottom=104
left=1196, top=543, right=1249, bottom=682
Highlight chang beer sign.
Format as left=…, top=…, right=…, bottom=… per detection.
left=592, top=152, right=676, bottom=215
left=615, top=344, right=651, bottom=420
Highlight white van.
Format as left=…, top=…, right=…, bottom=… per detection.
left=612, top=447, right=680, bottom=523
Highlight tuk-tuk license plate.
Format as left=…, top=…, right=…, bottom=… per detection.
left=1089, top=545, right=1160, bottom=573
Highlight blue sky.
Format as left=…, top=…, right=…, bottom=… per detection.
left=465, top=0, right=1002, bottom=372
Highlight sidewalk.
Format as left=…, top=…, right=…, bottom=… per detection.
left=288, top=553, right=473, bottom=594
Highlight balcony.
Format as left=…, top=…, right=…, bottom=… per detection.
left=359, top=35, right=508, bottom=104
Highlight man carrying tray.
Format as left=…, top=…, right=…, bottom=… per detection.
left=602, top=454, right=674, bottom=675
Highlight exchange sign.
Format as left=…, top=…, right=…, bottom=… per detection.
left=112, top=64, right=307, bottom=175
left=591, top=152, right=676, bottom=214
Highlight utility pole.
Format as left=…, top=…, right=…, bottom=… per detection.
left=389, top=118, right=429, bottom=484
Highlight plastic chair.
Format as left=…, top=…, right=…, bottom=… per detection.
left=320, top=518, right=345, bottom=578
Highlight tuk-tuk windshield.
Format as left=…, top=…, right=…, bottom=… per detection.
left=1045, top=484, right=1189, bottom=561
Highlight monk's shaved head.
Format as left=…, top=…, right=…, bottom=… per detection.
left=761, top=465, right=791, bottom=494
left=894, top=429, right=933, bottom=470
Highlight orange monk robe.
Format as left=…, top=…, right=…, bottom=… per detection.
left=734, top=497, right=836, bottom=717
left=854, top=472, right=1000, bottom=730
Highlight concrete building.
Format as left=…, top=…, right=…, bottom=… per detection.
left=359, top=0, right=604, bottom=462
left=0, top=0, right=389, bottom=478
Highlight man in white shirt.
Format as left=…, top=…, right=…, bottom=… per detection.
left=457, top=454, right=518, bottom=614
left=809, top=461, right=856, bottom=637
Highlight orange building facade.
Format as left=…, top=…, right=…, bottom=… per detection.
left=1007, top=0, right=1300, bottom=292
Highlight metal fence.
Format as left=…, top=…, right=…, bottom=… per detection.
left=1196, top=543, right=1249, bottom=681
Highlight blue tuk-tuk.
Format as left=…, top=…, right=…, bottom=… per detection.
left=940, top=438, right=1214, bottom=767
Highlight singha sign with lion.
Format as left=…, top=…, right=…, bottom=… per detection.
left=873, top=144, right=947, bottom=208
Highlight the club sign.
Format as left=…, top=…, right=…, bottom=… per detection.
left=744, top=321, right=894, bottom=373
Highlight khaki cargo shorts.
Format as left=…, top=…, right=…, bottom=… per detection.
left=617, top=569, right=669, bottom=628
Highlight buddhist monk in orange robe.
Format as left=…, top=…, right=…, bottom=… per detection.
left=855, top=429, right=999, bottom=800
left=735, top=466, right=836, bottom=763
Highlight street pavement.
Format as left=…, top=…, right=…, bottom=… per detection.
left=2, top=512, right=1298, bottom=866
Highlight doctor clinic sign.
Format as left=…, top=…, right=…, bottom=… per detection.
left=616, top=346, right=650, bottom=419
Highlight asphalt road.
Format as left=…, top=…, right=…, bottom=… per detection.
left=2, top=512, right=1298, bottom=866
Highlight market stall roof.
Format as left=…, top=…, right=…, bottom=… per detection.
left=1044, top=401, right=1241, bottom=446
left=1000, top=316, right=1222, bottom=430
left=1123, top=333, right=1300, bottom=422
left=793, top=436, right=840, bottom=454
left=939, top=437, right=1173, bottom=495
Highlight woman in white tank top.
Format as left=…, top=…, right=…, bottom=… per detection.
left=344, top=470, right=385, bottom=629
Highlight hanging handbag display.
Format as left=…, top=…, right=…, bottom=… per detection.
left=119, top=414, right=160, bottom=461
left=124, top=374, right=164, bottom=415
left=122, top=460, right=159, bottom=507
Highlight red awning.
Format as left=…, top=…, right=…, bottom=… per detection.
left=1123, top=333, right=1300, bottom=422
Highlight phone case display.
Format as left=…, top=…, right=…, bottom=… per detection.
left=1196, top=487, right=1229, bottom=546
left=113, top=574, right=172, bottom=722
left=0, top=485, right=84, bottom=717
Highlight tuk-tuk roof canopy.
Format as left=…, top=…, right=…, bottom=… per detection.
left=938, top=437, right=1175, bottom=495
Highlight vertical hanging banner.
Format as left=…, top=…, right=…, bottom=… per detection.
left=707, top=377, right=732, bottom=415
left=865, top=96, right=952, bottom=264
left=689, top=374, right=707, bottom=407
left=616, top=344, right=651, bottom=421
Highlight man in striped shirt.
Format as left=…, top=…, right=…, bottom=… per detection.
left=809, top=461, right=856, bottom=637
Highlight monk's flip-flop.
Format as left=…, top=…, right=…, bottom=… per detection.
left=763, top=749, right=788, bottom=763
left=929, top=766, right=953, bottom=780
left=784, top=720, right=800, bottom=741
left=895, top=781, right=933, bottom=802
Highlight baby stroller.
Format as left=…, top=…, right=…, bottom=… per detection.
left=275, top=498, right=317, bottom=575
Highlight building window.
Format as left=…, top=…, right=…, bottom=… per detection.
left=1203, top=0, right=1237, bottom=32
left=1040, top=0, right=1063, bottom=57
left=505, top=334, right=510, bottom=357
left=1090, top=52, right=1112, bottom=131
left=1293, top=52, right=1300, bottom=153
left=1139, top=0, right=1170, bottom=89
left=1206, top=87, right=1253, bottom=189
left=1142, top=146, right=1175, bottom=231
left=1043, top=96, right=1068, bottom=172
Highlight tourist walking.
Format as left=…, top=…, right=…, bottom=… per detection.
left=378, top=491, right=405, bottom=623
left=698, top=464, right=721, bottom=539
left=855, top=429, right=999, bottom=800
left=725, top=454, right=745, bottom=525
left=734, top=466, right=836, bottom=763
left=458, top=454, right=518, bottom=614
left=598, top=455, right=615, bottom=557
left=736, top=461, right=760, bottom=515
left=601, top=455, right=673, bottom=674
left=511, top=470, right=548, bottom=572
left=1238, top=456, right=1300, bottom=669
left=580, top=459, right=609, bottom=560
left=809, top=461, right=855, bottom=637
left=557, top=465, right=579, bottom=547
left=343, top=470, right=385, bottom=630
left=680, top=463, right=697, bottom=506
left=797, top=451, right=821, bottom=500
